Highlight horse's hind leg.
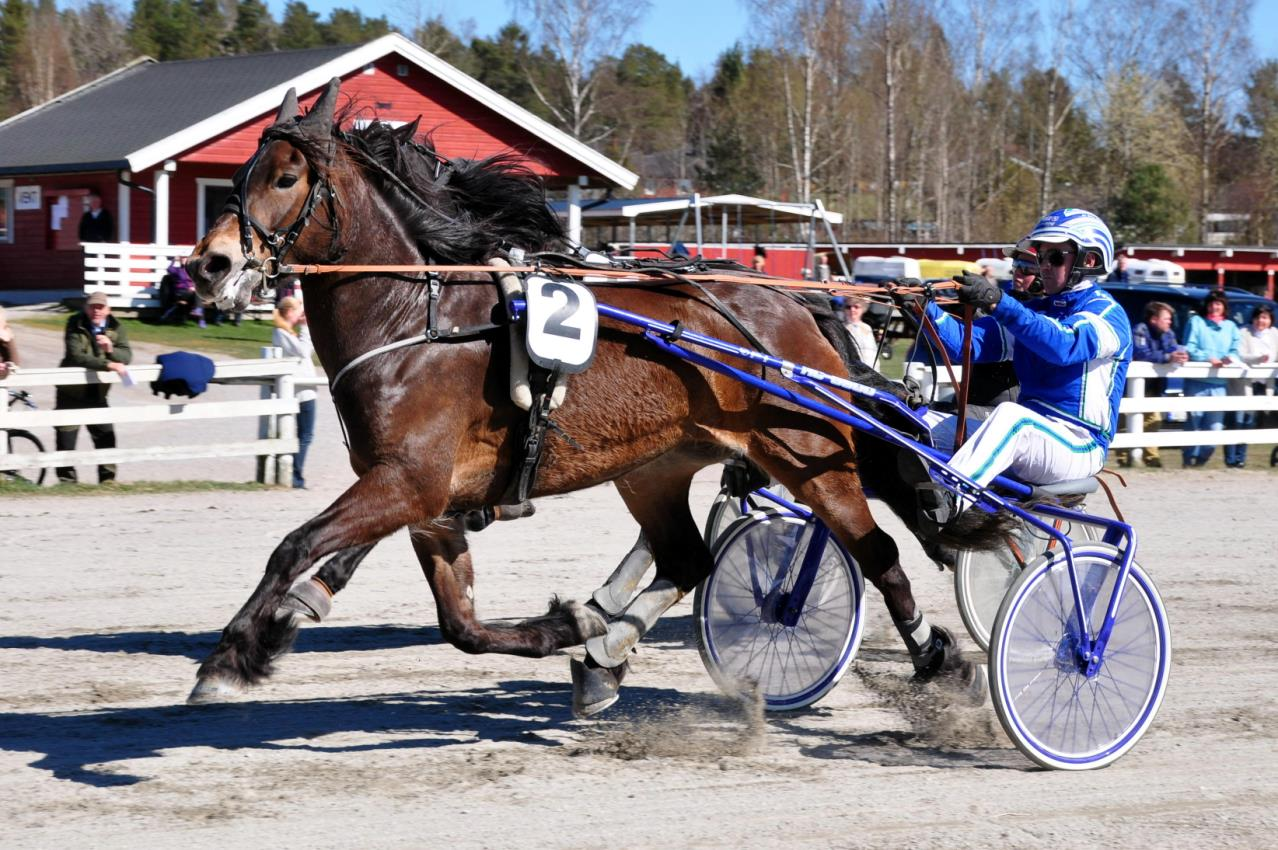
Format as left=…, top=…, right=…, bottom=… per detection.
left=409, top=519, right=608, bottom=658
left=753, top=445, right=985, bottom=701
left=190, top=467, right=426, bottom=703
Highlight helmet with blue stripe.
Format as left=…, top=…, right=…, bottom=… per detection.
left=1028, top=208, right=1114, bottom=276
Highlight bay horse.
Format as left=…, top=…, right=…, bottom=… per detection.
left=185, top=79, right=994, bottom=712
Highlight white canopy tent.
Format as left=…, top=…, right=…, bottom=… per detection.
left=550, top=193, right=849, bottom=277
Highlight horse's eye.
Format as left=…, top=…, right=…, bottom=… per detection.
left=275, top=174, right=299, bottom=189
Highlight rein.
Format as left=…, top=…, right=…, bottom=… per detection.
left=277, top=261, right=947, bottom=298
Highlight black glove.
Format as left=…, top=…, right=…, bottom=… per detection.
left=892, top=277, right=927, bottom=313
left=953, top=272, right=1002, bottom=311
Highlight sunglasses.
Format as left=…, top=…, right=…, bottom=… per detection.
left=1012, top=260, right=1038, bottom=276
left=1038, top=247, right=1072, bottom=268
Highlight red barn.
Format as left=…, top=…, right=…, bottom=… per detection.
left=0, top=34, right=637, bottom=301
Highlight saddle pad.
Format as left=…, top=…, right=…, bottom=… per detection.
left=524, top=275, right=598, bottom=373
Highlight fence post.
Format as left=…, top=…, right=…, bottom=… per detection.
left=256, top=346, right=281, bottom=484
left=1126, top=373, right=1146, bottom=466
left=0, top=389, right=11, bottom=466
left=275, top=366, right=296, bottom=486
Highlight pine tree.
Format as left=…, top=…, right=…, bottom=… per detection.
left=228, top=0, right=274, bottom=55
left=278, top=1, right=321, bottom=50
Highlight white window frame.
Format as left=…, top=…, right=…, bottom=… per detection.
left=0, top=179, right=13, bottom=244
left=196, top=177, right=234, bottom=236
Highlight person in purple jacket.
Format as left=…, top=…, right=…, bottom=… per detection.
left=1117, top=300, right=1188, bottom=467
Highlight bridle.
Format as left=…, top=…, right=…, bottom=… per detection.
left=222, top=133, right=338, bottom=280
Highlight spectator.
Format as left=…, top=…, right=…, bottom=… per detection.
left=77, top=192, right=114, bottom=243
left=752, top=245, right=767, bottom=273
left=159, top=258, right=204, bottom=326
left=1116, top=301, right=1188, bottom=468
left=273, top=296, right=317, bottom=489
left=1107, top=251, right=1130, bottom=284
left=1182, top=291, right=1241, bottom=467
left=55, top=291, right=132, bottom=484
left=844, top=296, right=879, bottom=370
left=0, top=306, right=18, bottom=380
left=1225, top=305, right=1278, bottom=467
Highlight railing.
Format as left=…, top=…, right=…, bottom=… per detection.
left=904, top=360, right=1278, bottom=464
left=0, top=356, right=309, bottom=484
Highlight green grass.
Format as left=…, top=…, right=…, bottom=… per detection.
left=0, top=479, right=284, bottom=497
left=14, top=313, right=276, bottom=360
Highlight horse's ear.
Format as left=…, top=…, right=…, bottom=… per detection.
left=299, top=77, right=341, bottom=137
left=274, top=87, right=299, bottom=125
left=396, top=116, right=421, bottom=143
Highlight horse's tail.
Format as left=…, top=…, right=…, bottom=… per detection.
left=799, top=293, right=1016, bottom=555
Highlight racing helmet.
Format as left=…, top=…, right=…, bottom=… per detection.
left=1028, top=208, right=1114, bottom=277
left=1001, top=237, right=1035, bottom=262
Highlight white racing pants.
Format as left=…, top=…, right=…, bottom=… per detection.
left=924, top=402, right=1105, bottom=492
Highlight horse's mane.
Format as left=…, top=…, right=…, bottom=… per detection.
left=335, top=121, right=566, bottom=263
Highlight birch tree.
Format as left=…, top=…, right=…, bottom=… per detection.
left=1168, top=0, right=1253, bottom=242
left=514, top=0, right=651, bottom=143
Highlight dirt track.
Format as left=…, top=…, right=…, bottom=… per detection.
left=2, top=316, right=1277, bottom=848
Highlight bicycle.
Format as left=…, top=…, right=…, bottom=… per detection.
left=3, top=390, right=47, bottom=486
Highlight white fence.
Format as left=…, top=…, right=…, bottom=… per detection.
left=0, top=356, right=309, bottom=484
left=904, top=360, right=1278, bottom=463
left=81, top=242, right=274, bottom=314
left=82, top=242, right=194, bottom=310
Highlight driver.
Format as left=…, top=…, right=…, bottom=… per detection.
left=915, top=208, right=1132, bottom=531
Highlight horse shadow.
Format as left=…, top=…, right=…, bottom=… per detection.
left=0, top=614, right=701, bottom=662
left=0, top=679, right=699, bottom=789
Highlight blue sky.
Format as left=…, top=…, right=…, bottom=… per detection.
left=271, top=0, right=1278, bottom=78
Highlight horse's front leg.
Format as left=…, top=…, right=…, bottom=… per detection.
left=189, top=467, right=428, bottom=703
left=409, top=520, right=607, bottom=658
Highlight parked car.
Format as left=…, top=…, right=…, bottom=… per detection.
left=1100, top=282, right=1277, bottom=341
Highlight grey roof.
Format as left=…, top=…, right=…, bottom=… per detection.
left=0, top=45, right=353, bottom=175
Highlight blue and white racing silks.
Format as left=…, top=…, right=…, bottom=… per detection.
left=924, top=281, right=1133, bottom=451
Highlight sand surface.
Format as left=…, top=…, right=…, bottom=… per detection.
left=2, top=312, right=1275, bottom=848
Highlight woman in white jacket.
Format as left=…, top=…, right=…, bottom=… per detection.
left=1227, top=305, right=1278, bottom=467
left=273, top=296, right=318, bottom=488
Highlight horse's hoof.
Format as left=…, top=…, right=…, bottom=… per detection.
left=912, top=626, right=987, bottom=705
left=280, top=576, right=333, bottom=623
left=570, top=656, right=627, bottom=718
left=187, top=675, right=244, bottom=704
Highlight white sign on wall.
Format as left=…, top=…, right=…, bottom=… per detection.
left=14, top=186, right=40, bottom=210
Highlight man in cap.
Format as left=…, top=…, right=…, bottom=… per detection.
left=55, top=291, right=132, bottom=483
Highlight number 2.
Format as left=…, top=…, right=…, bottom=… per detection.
left=542, top=282, right=582, bottom=340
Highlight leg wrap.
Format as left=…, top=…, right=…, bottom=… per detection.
left=591, top=532, right=654, bottom=616
left=585, top=578, right=682, bottom=668
left=894, top=611, right=936, bottom=659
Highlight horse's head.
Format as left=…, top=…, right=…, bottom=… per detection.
left=187, top=80, right=343, bottom=310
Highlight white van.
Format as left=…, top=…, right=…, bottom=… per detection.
left=977, top=257, right=1012, bottom=280
left=1124, top=258, right=1186, bottom=285
left=851, top=255, right=921, bottom=284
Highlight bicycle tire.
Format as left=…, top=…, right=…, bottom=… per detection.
left=988, top=542, right=1171, bottom=770
left=955, top=516, right=1098, bottom=651
left=695, top=510, right=865, bottom=711
left=3, top=429, right=47, bottom=486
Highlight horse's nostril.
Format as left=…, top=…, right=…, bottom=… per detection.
left=199, top=252, right=231, bottom=281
